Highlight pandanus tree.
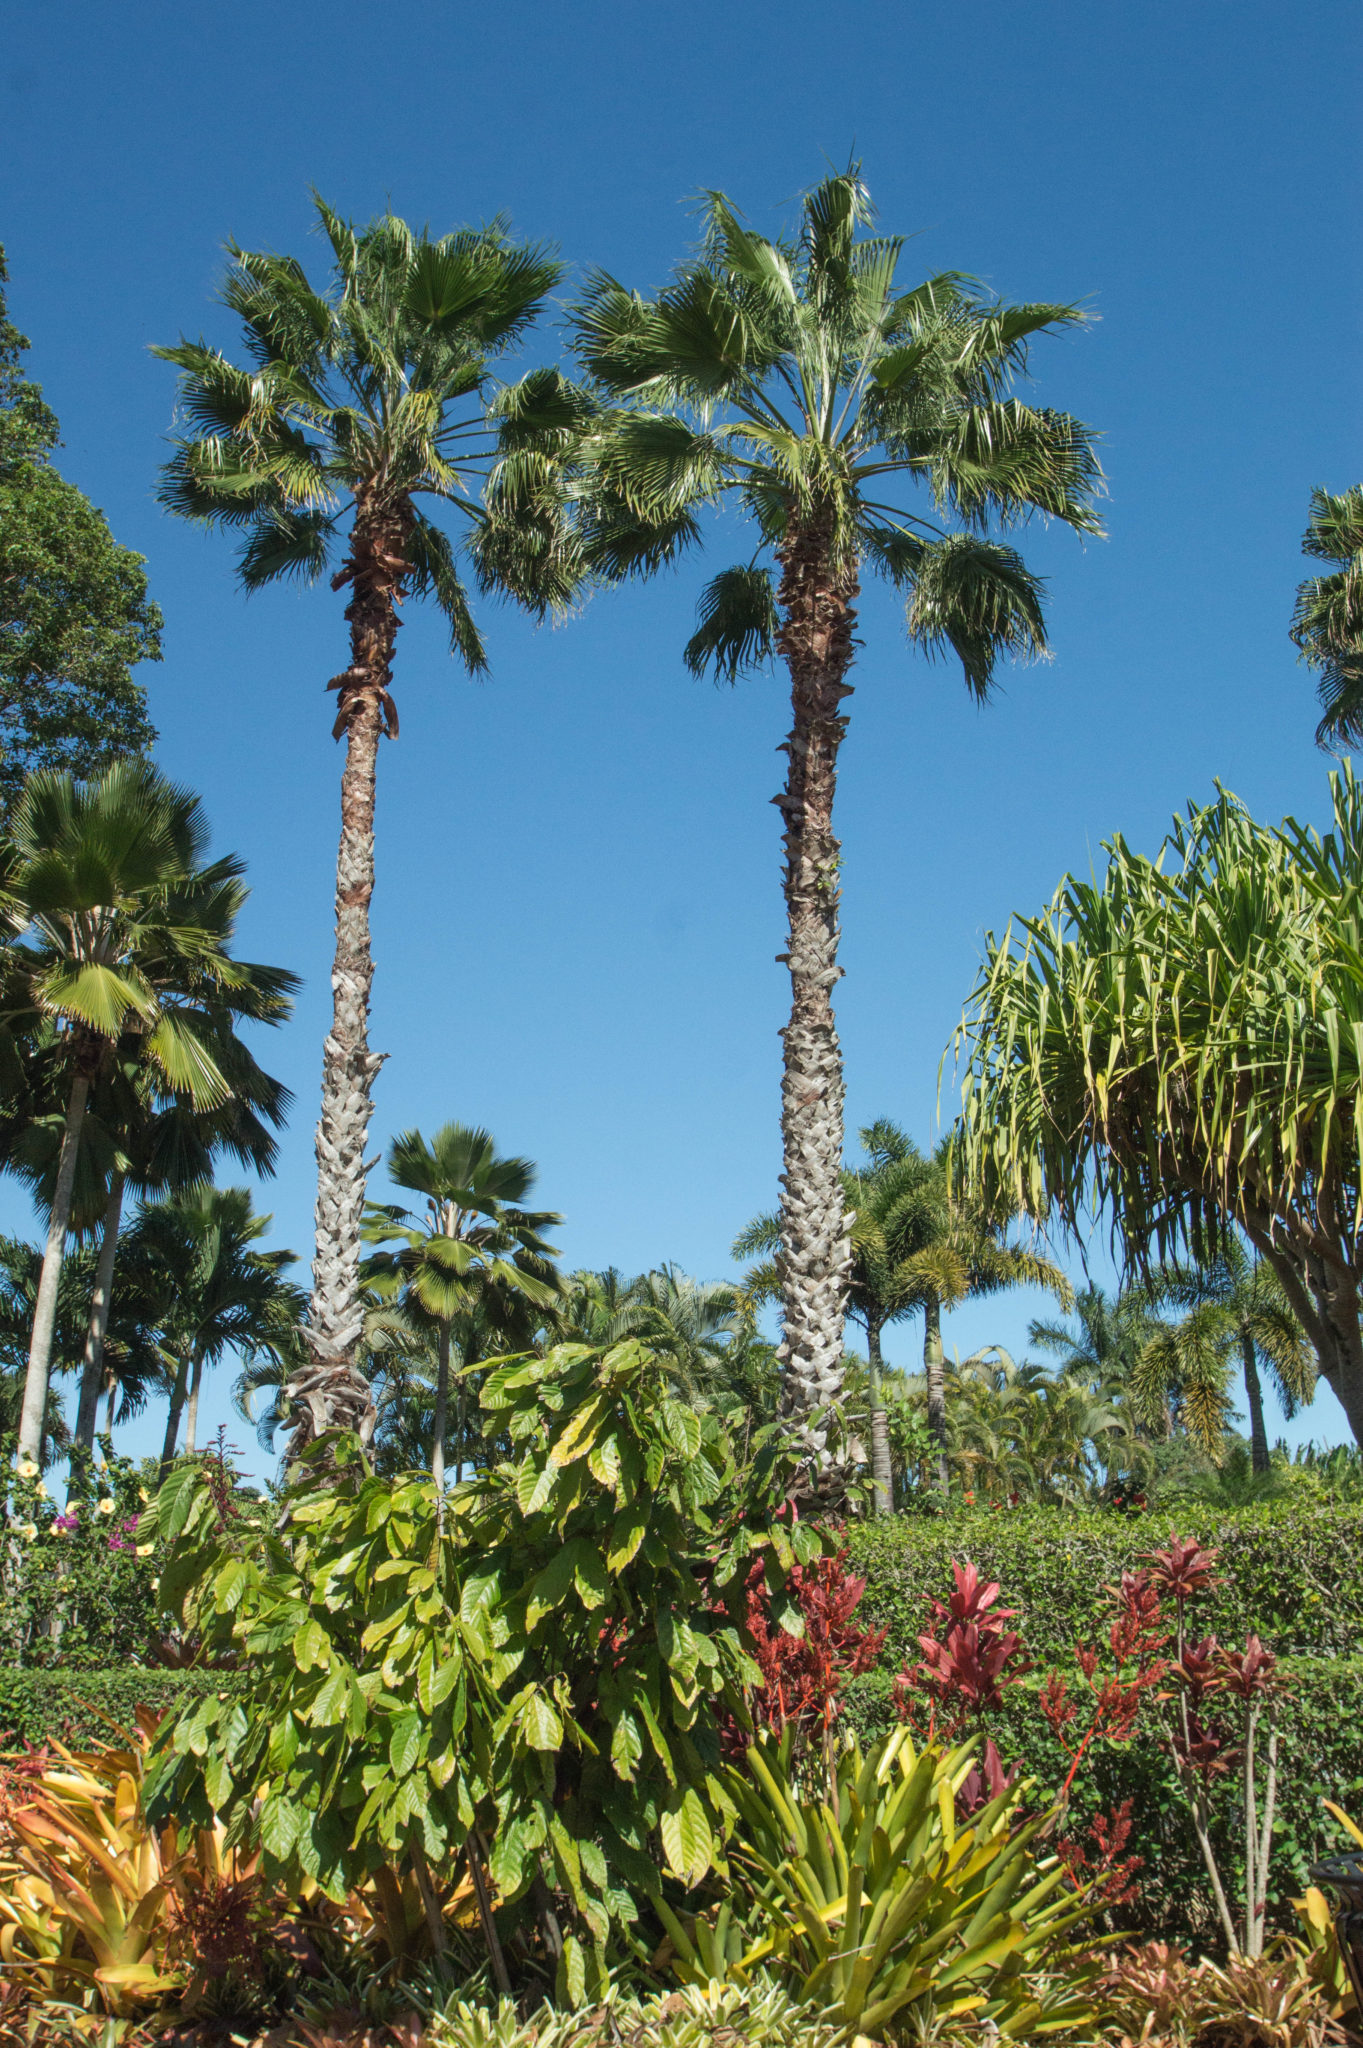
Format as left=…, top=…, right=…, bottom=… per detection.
left=3, top=761, right=292, bottom=1468
left=1133, top=1240, right=1313, bottom=1472
left=362, top=1123, right=561, bottom=1500
left=570, top=168, right=1100, bottom=1480
left=954, top=771, right=1363, bottom=1447
left=1291, top=484, right=1363, bottom=750
left=155, top=201, right=573, bottom=1459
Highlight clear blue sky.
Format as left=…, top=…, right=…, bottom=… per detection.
left=3, top=0, right=1360, bottom=1468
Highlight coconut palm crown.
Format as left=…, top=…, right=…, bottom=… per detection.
left=570, top=167, right=1101, bottom=1482
left=154, top=200, right=572, bottom=1459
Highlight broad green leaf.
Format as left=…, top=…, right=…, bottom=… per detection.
left=522, top=1690, right=565, bottom=1750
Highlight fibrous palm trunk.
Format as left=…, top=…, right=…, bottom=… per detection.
left=184, top=1354, right=205, bottom=1456
left=772, top=515, right=858, bottom=1493
left=74, top=1171, right=126, bottom=1451
left=1241, top=1332, right=1269, bottom=1475
left=17, top=1068, right=93, bottom=1467
left=160, top=1352, right=191, bottom=1478
left=866, top=1316, right=893, bottom=1515
left=432, top=1323, right=451, bottom=1507
left=923, top=1296, right=950, bottom=1494
left=287, top=497, right=411, bottom=1465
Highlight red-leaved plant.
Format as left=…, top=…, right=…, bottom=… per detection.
left=727, top=1547, right=887, bottom=1761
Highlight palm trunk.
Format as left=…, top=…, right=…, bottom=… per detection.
left=184, top=1354, right=205, bottom=1456
left=74, top=1171, right=126, bottom=1452
left=17, top=1069, right=92, bottom=1467
left=866, top=1316, right=893, bottom=1515
left=159, top=1351, right=192, bottom=1477
left=772, top=515, right=859, bottom=1493
left=104, top=1377, right=116, bottom=1435
left=1242, top=1333, right=1270, bottom=1474
left=288, top=502, right=412, bottom=1466
left=431, top=1324, right=451, bottom=1502
left=923, top=1296, right=950, bottom=1494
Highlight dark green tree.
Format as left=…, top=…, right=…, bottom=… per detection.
left=1292, top=484, right=1363, bottom=751
left=0, top=248, right=159, bottom=811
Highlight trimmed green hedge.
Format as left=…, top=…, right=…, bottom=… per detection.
left=0, top=1668, right=244, bottom=1750
left=844, top=1501, right=1363, bottom=1662
left=843, top=1504, right=1363, bottom=1940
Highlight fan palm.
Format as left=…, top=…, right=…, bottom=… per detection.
left=155, top=200, right=570, bottom=1458
left=3, top=761, right=292, bottom=1466
left=118, top=1183, right=305, bottom=1473
left=362, top=1123, right=561, bottom=1502
left=1291, top=485, right=1363, bottom=750
left=570, top=167, right=1100, bottom=1478
left=734, top=1118, right=938, bottom=1512
left=1132, top=1239, right=1313, bottom=1470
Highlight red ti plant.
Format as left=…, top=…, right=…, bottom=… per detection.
left=1146, top=1531, right=1290, bottom=1959
left=894, top=1559, right=1033, bottom=1741
left=1037, top=1568, right=1169, bottom=1807
left=734, top=1547, right=887, bottom=1764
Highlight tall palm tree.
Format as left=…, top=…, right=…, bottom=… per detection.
left=1132, top=1240, right=1313, bottom=1471
left=3, top=762, right=292, bottom=1467
left=891, top=1140, right=1074, bottom=1492
left=1290, top=484, right=1363, bottom=750
left=118, top=1184, right=305, bottom=1474
left=362, top=1123, right=561, bottom=1500
left=570, top=168, right=1100, bottom=1478
left=155, top=202, right=572, bottom=1459
left=734, top=1118, right=937, bottom=1512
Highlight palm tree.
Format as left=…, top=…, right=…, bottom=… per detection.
left=735, top=1118, right=937, bottom=1512
left=362, top=1124, right=561, bottom=1501
left=118, top=1184, right=305, bottom=1474
left=1290, top=485, right=1363, bottom=750
left=889, top=1141, right=1074, bottom=1492
left=1029, top=1284, right=1154, bottom=1388
left=570, top=167, right=1101, bottom=1477
left=1132, top=1240, right=1313, bottom=1471
left=155, top=201, right=571, bottom=1459
left=4, top=762, right=292, bottom=1468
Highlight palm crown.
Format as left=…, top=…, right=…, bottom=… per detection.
left=572, top=169, right=1102, bottom=690
left=1291, top=484, right=1363, bottom=752
left=155, top=200, right=566, bottom=696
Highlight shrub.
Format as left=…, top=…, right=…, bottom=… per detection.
left=0, top=1668, right=242, bottom=1750
left=845, top=1501, right=1363, bottom=1663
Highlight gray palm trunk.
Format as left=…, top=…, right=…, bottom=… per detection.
left=74, top=1171, right=126, bottom=1451
left=287, top=503, right=410, bottom=1463
left=772, top=516, right=858, bottom=1488
left=184, top=1354, right=205, bottom=1456
left=866, top=1316, right=893, bottom=1514
left=16, top=1069, right=92, bottom=1467
left=1241, top=1332, right=1270, bottom=1474
left=923, top=1297, right=950, bottom=1494
left=160, top=1350, right=192, bottom=1476
left=432, top=1323, right=452, bottom=1504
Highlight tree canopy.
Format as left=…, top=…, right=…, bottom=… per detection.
left=0, top=249, right=159, bottom=812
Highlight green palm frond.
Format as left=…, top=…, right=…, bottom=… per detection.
left=684, top=565, right=778, bottom=681
left=1291, top=484, right=1363, bottom=751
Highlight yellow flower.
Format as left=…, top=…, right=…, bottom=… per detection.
left=138, top=1488, right=150, bottom=1504
left=17, top=1458, right=38, bottom=1480
left=34, top=1481, right=47, bottom=1500
left=19, top=1522, right=37, bottom=1542
left=97, top=1498, right=115, bottom=1516
left=136, top=1542, right=154, bottom=1557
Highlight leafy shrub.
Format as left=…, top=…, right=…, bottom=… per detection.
left=147, top=1341, right=827, bottom=2004
left=0, top=1668, right=243, bottom=1750
left=0, top=1440, right=161, bottom=1668
left=845, top=1502, right=1363, bottom=1663
left=418, top=1980, right=844, bottom=2048
left=658, top=1727, right=1096, bottom=2042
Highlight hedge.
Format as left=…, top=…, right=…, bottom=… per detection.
left=844, top=1500, right=1363, bottom=1663
left=843, top=1502, right=1363, bottom=1942
left=0, top=1668, right=244, bottom=1751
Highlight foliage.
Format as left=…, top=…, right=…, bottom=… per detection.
left=0, top=247, right=158, bottom=814
left=0, top=1710, right=265, bottom=2020
left=146, top=1340, right=826, bottom=2003
left=1096, top=1938, right=1345, bottom=2048
left=730, top=1548, right=886, bottom=1758
left=419, top=1980, right=844, bottom=2048
left=1292, top=483, right=1363, bottom=753
left=658, top=1726, right=1096, bottom=2043
left=0, top=1670, right=241, bottom=1752
left=0, top=1441, right=160, bottom=1668
left=954, top=768, right=1363, bottom=1448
